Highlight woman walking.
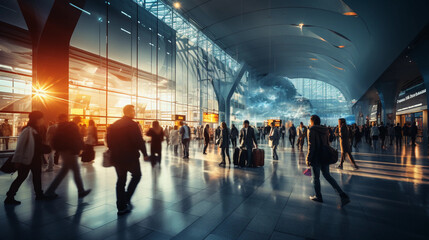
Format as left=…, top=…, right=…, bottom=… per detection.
left=218, top=122, right=231, bottom=166
left=170, top=126, right=180, bottom=155
left=337, top=118, right=358, bottom=170
left=4, top=111, right=49, bottom=205
left=146, top=121, right=164, bottom=165
left=203, top=124, right=210, bottom=154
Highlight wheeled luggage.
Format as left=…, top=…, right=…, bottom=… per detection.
left=81, top=144, right=95, bottom=162
left=252, top=148, right=264, bottom=167
left=233, top=147, right=240, bottom=165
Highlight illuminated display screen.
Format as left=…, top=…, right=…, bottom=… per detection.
left=396, top=83, right=427, bottom=114
left=173, top=115, right=186, bottom=121
left=267, top=119, right=282, bottom=127
left=203, top=113, right=219, bottom=123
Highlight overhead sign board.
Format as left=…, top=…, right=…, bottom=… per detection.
left=203, top=113, right=219, bottom=123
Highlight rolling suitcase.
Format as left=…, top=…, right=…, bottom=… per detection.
left=81, top=144, right=95, bottom=162
left=239, top=148, right=247, bottom=167
left=233, top=147, right=240, bottom=165
left=252, top=148, right=264, bottom=167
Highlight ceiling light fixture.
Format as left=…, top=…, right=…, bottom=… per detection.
left=310, top=58, right=318, bottom=61
left=337, top=45, right=345, bottom=48
left=173, top=2, right=181, bottom=9
left=298, top=23, right=304, bottom=30
left=343, top=12, right=357, bottom=16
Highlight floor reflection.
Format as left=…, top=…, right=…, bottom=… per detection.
left=1, top=140, right=428, bottom=239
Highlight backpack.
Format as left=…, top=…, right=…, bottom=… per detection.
left=318, top=132, right=338, bottom=165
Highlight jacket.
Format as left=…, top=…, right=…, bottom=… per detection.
left=298, top=126, right=307, bottom=138
left=306, top=125, right=330, bottom=166
left=288, top=126, right=296, bottom=136
left=12, top=126, right=37, bottom=165
left=179, top=125, right=191, bottom=141
left=394, top=126, right=402, bottom=136
left=230, top=126, right=239, bottom=139
left=339, top=125, right=351, bottom=153
left=107, top=116, right=148, bottom=164
left=204, top=127, right=210, bottom=143
left=219, top=128, right=230, bottom=148
left=269, top=127, right=280, bottom=146
left=370, top=126, right=379, bottom=137
left=85, top=126, right=98, bottom=145
left=52, top=122, right=84, bottom=155
left=239, top=126, right=257, bottom=148
left=170, top=130, right=180, bottom=145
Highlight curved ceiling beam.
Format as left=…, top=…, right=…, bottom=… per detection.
left=197, top=6, right=369, bottom=37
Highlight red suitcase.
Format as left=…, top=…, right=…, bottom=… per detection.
left=252, top=148, right=264, bottom=167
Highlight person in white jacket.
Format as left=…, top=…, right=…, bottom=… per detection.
left=5, top=111, right=47, bottom=205
left=370, top=122, right=380, bottom=150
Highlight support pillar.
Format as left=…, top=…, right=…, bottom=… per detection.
left=212, top=63, right=246, bottom=125
left=375, top=81, right=400, bottom=125
left=18, top=0, right=85, bottom=122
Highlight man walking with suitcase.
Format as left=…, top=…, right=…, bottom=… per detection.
left=239, top=120, right=258, bottom=167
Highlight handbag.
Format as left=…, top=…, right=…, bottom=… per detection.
left=318, top=132, right=338, bottom=165
left=303, top=168, right=312, bottom=176
left=1, top=155, right=16, bottom=174
left=102, top=150, right=113, bottom=167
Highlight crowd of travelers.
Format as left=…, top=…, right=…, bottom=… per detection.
left=2, top=105, right=422, bottom=214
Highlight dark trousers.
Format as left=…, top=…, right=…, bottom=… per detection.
left=182, top=138, right=190, bottom=157
left=3, top=137, right=9, bottom=150
left=7, top=157, right=43, bottom=198
left=289, top=135, right=296, bottom=147
left=231, top=138, right=237, bottom=148
left=203, top=140, right=209, bottom=153
left=396, top=136, right=402, bottom=147
left=151, top=144, right=162, bottom=163
left=411, top=135, right=416, bottom=145
left=311, top=163, right=345, bottom=199
left=114, top=160, right=141, bottom=210
left=340, top=151, right=357, bottom=167
left=246, top=146, right=253, bottom=166
left=221, top=146, right=230, bottom=163
left=272, top=144, right=278, bottom=160
left=46, top=152, right=84, bottom=194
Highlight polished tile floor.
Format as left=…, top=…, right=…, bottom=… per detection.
left=1, top=139, right=428, bottom=240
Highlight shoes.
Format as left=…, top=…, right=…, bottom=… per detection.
left=340, top=194, right=351, bottom=207
left=336, top=165, right=343, bottom=170
left=219, top=162, right=225, bottom=167
left=203, top=153, right=207, bottom=155
left=4, top=197, right=21, bottom=205
left=45, top=168, right=54, bottom=172
left=309, top=196, right=323, bottom=203
left=354, top=165, right=359, bottom=170
left=117, top=204, right=131, bottom=216
left=78, top=189, right=92, bottom=199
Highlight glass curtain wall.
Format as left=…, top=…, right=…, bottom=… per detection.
left=70, top=0, right=242, bottom=133
left=289, top=77, right=351, bottom=125
left=0, top=1, right=32, bottom=149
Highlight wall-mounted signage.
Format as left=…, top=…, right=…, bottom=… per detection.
left=267, top=119, right=282, bottom=127
left=396, top=83, right=427, bottom=114
left=172, top=115, right=186, bottom=121
left=203, top=113, right=219, bottom=123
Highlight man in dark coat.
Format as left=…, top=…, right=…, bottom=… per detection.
left=107, top=105, right=149, bottom=215
left=239, top=120, right=258, bottom=167
left=306, top=115, right=350, bottom=207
